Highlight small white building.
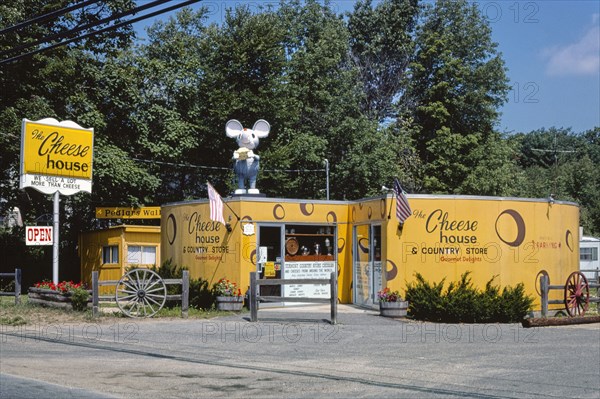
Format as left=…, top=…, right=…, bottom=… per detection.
left=580, top=232, right=600, bottom=282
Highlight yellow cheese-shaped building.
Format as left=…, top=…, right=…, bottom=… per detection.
left=160, top=195, right=579, bottom=309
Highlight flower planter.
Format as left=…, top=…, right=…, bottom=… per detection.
left=28, top=287, right=90, bottom=310
left=216, top=296, right=244, bottom=311
left=379, top=300, right=409, bottom=318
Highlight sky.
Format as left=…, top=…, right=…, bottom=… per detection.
left=486, top=1, right=600, bottom=134
left=133, top=0, right=600, bottom=134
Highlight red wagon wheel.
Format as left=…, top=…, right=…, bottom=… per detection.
left=563, top=271, right=589, bottom=317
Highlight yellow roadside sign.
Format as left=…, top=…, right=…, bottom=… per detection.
left=95, top=207, right=161, bottom=219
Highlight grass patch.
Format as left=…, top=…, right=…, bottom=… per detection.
left=0, top=296, right=243, bottom=325
left=0, top=296, right=95, bottom=324
left=0, top=315, right=27, bottom=326
left=155, top=305, right=245, bottom=319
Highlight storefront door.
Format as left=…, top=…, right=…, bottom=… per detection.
left=353, top=224, right=382, bottom=307
left=257, top=225, right=283, bottom=297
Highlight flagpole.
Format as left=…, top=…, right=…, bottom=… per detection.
left=393, top=178, right=412, bottom=227
left=206, top=181, right=241, bottom=221
left=223, top=200, right=241, bottom=221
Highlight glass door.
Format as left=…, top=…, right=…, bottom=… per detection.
left=372, top=225, right=382, bottom=303
left=353, top=224, right=382, bottom=307
left=353, top=224, right=371, bottom=306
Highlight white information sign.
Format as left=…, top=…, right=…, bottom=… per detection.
left=258, top=246, right=268, bottom=264
left=283, top=261, right=336, bottom=298
left=21, top=174, right=92, bottom=196
left=26, top=226, right=54, bottom=246
left=243, top=223, right=255, bottom=235
left=373, top=261, right=382, bottom=300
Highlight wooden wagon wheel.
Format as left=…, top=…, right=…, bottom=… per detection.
left=563, top=271, right=589, bottom=317
left=115, top=269, right=167, bottom=318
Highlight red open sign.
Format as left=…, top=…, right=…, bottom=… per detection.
left=26, top=226, right=54, bottom=246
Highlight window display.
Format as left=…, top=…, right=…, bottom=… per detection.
left=284, top=224, right=336, bottom=299
left=284, top=224, right=335, bottom=262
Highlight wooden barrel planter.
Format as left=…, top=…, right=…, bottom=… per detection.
left=28, top=287, right=91, bottom=310
left=379, top=301, right=409, bottom=318
left=216, top=296, right=244, bottom=311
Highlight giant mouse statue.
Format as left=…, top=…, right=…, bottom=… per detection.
left=225, top=119, right=270, bottom=194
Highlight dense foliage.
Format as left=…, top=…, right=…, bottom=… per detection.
left=152, top=259, right=216, bottom=310
left=0, top=0, right=598, bottom=279
left=405, top=272, right=534, bottom=323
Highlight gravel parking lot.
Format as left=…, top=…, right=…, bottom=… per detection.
left=1, top=305, right=599, bottom=398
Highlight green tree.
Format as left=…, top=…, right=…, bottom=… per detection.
left=460, top=132, right=525, bottom=196
left=265, top=0, right=407, bottom=199
left=513, top=127, right=600, bottom=235
left=347, top=0, right=419, bottom=123
left=193, top=5, right=288, bottom=195
left=269, top=0, right=369, bottom=199
left=0, top=1, right=138, bottom=280
left=401, top=0, right=510, bottom=193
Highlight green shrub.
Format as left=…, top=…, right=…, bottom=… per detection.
left=153, top=259, right=216, bottom=310
left=406, top=272, right=533, bottom=323
left=152, top=259, right=183, bottom=299
left=497, top=283, right=533, bottom=323
left=70, top=287, right=90, bottom=311
left=404, top=273, right=446, bottom=321
left=190, top=278, right=216, bottom=310
left=444, top=272, right=480, bottom=323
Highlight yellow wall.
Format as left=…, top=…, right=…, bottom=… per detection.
left=161, top=198, right=353, bottom=300
left=382, top=195, right=579, bottom=309
left=160, top=195, right=579, bottom=309
left=79, top=225, right=160, bottom=291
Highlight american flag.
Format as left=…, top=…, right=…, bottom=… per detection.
left=394, top=178, right=412, bottom=223
left=207, top=182, right=226, bottom=226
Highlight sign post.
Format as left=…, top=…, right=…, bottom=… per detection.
left=52, top=191, right=59, bottom=283
left=20, top=118, right=94, bottom=284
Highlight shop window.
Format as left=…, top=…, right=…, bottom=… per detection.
left=284, top=224, right=335, bottom=261
left=580, top=247, right=598, bottom=261
left=373, top=225, right=382, bottom=261
left=102, top=245, right=119, bottom=264
left=127, top=245, right=157, bottom=265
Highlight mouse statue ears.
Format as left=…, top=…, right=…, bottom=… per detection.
left=225, top=119, right=270, bottom=138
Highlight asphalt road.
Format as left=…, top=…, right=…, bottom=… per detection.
left=1, top=305, right=599, bottom=399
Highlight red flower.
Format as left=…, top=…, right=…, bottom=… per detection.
left=33, top=280, right=85, bottom=292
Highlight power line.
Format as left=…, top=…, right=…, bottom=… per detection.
left=0, top=0, right=174, bottom=58
left=0, top=0, right=205, bottom=65
left=532, top=133, right=576, bottom=196
left=0, top=0, right=102, bottom=36
left=130, top=157, right=326, bottom=173
left=131, top=157, right=229, bottom=171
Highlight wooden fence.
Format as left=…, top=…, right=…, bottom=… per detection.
left=581, top=268, right=600, bottom=283
left=91, top=270, right=189, bottom=318
left=540, top=270, right=600, bottom=317
left=0, top=268, right=21, bottom=305
left=248, top=271, right=337, bottom=324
